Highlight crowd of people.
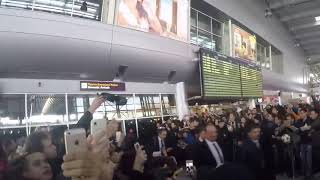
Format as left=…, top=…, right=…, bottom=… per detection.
left=1, top=94, right=320, bottom=180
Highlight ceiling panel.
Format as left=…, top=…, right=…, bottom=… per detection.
left=266, top=0, right=320, bottom=61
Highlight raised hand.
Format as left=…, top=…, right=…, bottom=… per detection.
left=88, top=96, right=106, bottom=114
left=62, top=151, right=103, bottom=179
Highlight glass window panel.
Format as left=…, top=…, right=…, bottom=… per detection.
left=76, top=98, right=84, bottom=106
left=77, top=106, right=84, bottom=113
left=190, top=26, right=197, bottom=45
left=27, top=94, right=67, bottom=126
left=0, top=94, right=26, bottom=127
left=198, top=13, right=211, bottom=32
left=161, top=94, right=176, bottom=115
left=212, top=19, right=222, bottom=36
left=198, top=29, right=213, bottom=50
left=1, top=0, right=34, bottom=11
left=212, top=35, right=222, bottom=52
left=135, top=95, right=161, bottom=117
left=117, top=95, right=135, bottom=120
left=33, top=0, right=73, bottom=16
left=153, top=96, right=160, bottom=103
left=191, top=9, right=197, bottom=27
left=71, top=0, right=102, bottom=20
left=68, top=94, right=97, bottom=123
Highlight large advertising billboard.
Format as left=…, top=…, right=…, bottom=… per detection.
left=233, top=25, right=257, bottom=62
left=116, top=0, right=189, bottom=42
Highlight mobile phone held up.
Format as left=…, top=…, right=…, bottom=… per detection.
left=90, top=119, right=107, bottom=137
left=116, top=131, right=122, bottom=143
left=186, top=160, right=195, bottom=174
left=134, top=142, right=141, bottom=151
left=64, top=128, right=87, bottom=154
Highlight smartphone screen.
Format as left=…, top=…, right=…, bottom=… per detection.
left=186, top=160, right=194, bottom=170
left=116, top=131, right=122, bottom=143
left=134, top=142, right=140, bottom=150
left=90, top=119, right=107, bottom=137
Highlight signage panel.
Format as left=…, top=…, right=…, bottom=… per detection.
left=80, top=81, right=125, bottom=91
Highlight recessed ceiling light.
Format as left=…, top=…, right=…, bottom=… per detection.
left=315, top=16, right=320, bottom=21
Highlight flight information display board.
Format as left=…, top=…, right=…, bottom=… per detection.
left=200, top=49, right=263, bottom=98
left=200, top=49, right=242, bottom=97
left=240, top=63, right=263, bottom=97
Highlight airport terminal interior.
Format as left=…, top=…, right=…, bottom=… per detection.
left=1, top=0, right=320, bottom=180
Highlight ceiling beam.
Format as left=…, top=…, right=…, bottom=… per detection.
left=308, top=55, right=320, bottom=64
left=305, top=49, right=320, bottom=55
left=302, top=43, right=320, bottom=50
left=295, top=29, right=320, bottom=39
left=289, top=21, right=320, bottom=31
left=300, top=38, right=320, bottom=45
left=270, top=0, right=313, bottom=10
left=281, top=9, right=320, bottom=22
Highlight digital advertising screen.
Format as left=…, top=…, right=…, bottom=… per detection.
left=116, top=0, right=189, bottom=42
left=200, top=49, right=242, bottom=98
left=239, top=63, right=263, bottom=97
left=233, top=25, right=257, bottom=62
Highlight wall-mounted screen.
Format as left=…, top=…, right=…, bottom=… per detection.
left=200, top=49, right=242, bottom=98
left=200, top=49, right=263, bottom=98
left=240, top=63, right=263, bottom=97
left=116, top=0, right=189, bottom=42
left=233, top=25, right=257, bottom=62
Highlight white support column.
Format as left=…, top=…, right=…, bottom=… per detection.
left=176, top=82, right=189, bottom=120
left=159, top=93, right=164, bottom=123
left=65, top=94, right=70, bottom=129
left=269, top=45, right=272, bottom=71
left=133, top=93, right=139, bottom=138
left=229, top=19, right=233, bottom=57
left=25, top=94, right=29, bottom=136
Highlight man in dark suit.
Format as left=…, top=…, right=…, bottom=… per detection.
left=192, top=124, right=225, bottom=179
left=239, top=124, right=274, bottom=180
left=148, top=128, right=172, bottom=157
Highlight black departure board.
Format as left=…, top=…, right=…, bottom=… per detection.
left=240, top=63, right=263, bottom=97
left=200, top=49, right=263, bottom=98
left=201, top=49, right=242, bottom=97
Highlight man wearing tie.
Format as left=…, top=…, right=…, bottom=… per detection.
left=150, top=128, right=173, bottom=157
left=193, top=124, right=225, bottom=179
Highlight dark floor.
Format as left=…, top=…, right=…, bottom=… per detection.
left=176, top=172, right=320, bottom=180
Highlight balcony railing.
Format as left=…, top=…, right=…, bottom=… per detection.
left=0, top=0, right=101, bottom=20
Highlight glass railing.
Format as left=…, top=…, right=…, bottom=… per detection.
left=0, top=0, right=102, bottom=20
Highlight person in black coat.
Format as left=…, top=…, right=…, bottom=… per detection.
left=217, top=119, right=233, bottom=162
left=146, top=128, right=171, bottom=158
left=260, top=113, right=277, bottom=176
left=239, top=124, right=275, bottom=180
left=192, top=124, right=225, bottom=180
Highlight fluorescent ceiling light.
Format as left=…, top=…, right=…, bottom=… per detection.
left=316, top=16, right=320, bottom=21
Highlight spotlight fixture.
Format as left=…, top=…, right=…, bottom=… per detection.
left=307, top=57, right=311, bottom=62
left=265, top=8, right=273, bottom=18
